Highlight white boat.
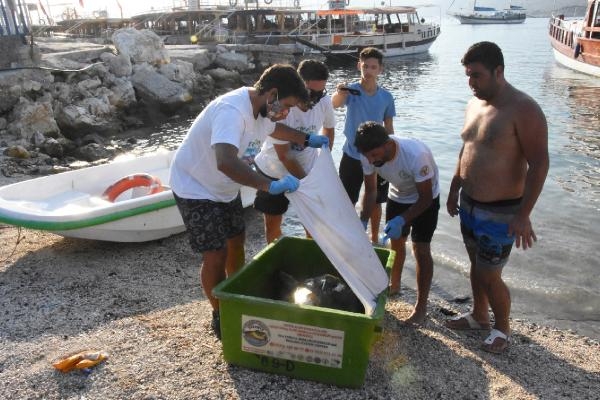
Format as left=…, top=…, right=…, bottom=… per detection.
left=289, top=6, right=441, bottom=59
left=448, top=1, right=526, bottom=24
left=548, top=0, right=600, bottom=77
left=0, top=150, right=257, bottom=242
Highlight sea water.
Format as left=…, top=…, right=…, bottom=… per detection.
left=140, top=18, right=600, bottom=339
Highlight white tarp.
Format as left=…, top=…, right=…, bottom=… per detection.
left=286, top=147, right=389, bottom=315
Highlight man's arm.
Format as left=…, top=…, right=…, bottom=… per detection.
left=401, top=179, right=434, bottom=224
left=271, top=123, right=307, bottom=145
left=322, top=127, right=334, bottom=150
left=273, top=143, right=307, bottom=179
left=510, top=99, right=549, bottom=249
left=214, top=143, right=272, bottom=192
left=359, top=173, right=378, bottom=223
left=383, top=116, right=394, bottom=135
left=447, top=145, right=464, bottom=217
left=331, top=83, right=349, bottom=108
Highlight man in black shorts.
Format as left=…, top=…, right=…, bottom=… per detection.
left=355, top=121, right=440, bottom=324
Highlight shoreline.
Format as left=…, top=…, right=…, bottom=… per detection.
left=0, top=208, right=598, bottom=399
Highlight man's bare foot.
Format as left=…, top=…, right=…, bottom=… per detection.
left=404, top=309, right=427, bottom=325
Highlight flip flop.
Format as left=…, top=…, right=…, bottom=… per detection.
left=445, top=312, right=490, bottom=331
left=482, top=328, right=510, bottom=354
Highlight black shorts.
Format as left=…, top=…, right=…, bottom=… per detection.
left=252, top=167, right=290, bottom=215
left=173, top=192, right=245, bottom=252
left=386, top=196, right=440, bottom=243
left=339, top=152, right=388, bottom=205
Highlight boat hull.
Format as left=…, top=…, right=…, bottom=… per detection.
left=0, top=151, right=257, bottom=242
left=548, top=10, right=600, bottom=78
left=454, top=14, right=525, bottom=24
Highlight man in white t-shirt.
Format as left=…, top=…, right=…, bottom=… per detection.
left=355, top=121, right=440, bottom=325
left=253, top=60, right=336, bottom=243
left=169, top=64, right=329, bottom=339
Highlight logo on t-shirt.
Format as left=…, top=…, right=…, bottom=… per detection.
left=420, top=165, right=430, bottom=177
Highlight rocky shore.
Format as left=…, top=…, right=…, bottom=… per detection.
left=0, top=218, right=598, bottom=399
left=0, top=28, right=302, bottom=179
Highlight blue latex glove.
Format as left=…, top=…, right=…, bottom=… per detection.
left=360, top=219, right=368, bottom=230
left=268, top=175, right=300, bottom=195
left=307, top=133, right=329, bottom=149
left=383, top=216, right=405, bottom=241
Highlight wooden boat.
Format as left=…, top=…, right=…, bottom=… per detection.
left=292, top=6, right=441, bottom=59
left=0, top=150, right=256, bottom=242
left=548, top=0, right=600, bottom=77
left=448, top=1, right=526, bottom=24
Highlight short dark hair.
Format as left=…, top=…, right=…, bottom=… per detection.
left=254, top=64, right=309, bottom=102
left=461, top=41, right=504, bottom=72
left=359, top=47, right=383, bottom=65
left=298, top=59, right=329, bottom=81
left=354, top=121, right=389, bottom=153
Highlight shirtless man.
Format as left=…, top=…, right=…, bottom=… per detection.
left=445, top=42, right=549, bottom=354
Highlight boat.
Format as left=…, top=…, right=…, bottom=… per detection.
left=290, top=6, right=441, bottom=59
left=548, top=0, right=600, bottom=77
left=448, top=1, right=526, bottom=24
left=0, top=150, right=256, bottom=242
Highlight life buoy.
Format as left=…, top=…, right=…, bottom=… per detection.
left=101, top=174, right=163, bottom=202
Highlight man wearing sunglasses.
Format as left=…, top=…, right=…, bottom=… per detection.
left=169, top=64, right=329, bottom=339
left=253, top=60, right=335, bottom=243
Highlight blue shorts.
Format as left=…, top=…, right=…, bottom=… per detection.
left=459, top=192, right=521, bottom=269
left=173, top=192, right=245, bottom=252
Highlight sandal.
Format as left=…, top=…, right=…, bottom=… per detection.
left=482, top=328, right=510, bottom=354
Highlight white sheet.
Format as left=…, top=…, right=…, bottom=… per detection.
left=286, top=147, right=389, bottom=315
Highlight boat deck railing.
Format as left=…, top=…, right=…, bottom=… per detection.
left=549, top=15, right=577, bottom=48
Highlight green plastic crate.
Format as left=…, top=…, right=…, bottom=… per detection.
left=213, top=236, right=395, bottom=388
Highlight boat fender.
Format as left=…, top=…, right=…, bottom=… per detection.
left=102, top=174, right=163, bottom=202
left=574, top=43, right=582, bottom=58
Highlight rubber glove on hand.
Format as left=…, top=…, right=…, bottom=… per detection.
left=307, top=133, right=329, bottom=149
left=383, top=216, right=405, bottom=241
left=268, top=175, right=300, bottom=195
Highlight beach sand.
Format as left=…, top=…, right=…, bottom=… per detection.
left=0, top=204, right=598, bottom=400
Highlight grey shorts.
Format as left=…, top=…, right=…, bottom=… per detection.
left=173, top=192, right=245, bottom=252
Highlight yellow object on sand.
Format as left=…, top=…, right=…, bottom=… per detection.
left=53, top=350, right=108, bottom=372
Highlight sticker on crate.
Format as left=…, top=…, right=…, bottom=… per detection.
left=241, top=315, right=345, bottom=368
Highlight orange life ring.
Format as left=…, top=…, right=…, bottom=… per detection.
left=102, top=173, right=163, bottom=202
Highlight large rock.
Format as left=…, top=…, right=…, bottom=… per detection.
left=0, top=69, right=54, bottom=114
left=7, top=97, right=60, bottom=141
left=112, top=28, right=170, bottom=66
left=168, top=47, right=214, bottom=71
left=100, top=51, right=133, bottom=77
left=205, top=67, right=242, bottom=88
left=214, top=51, right=252, bottom=72
left=54, top=103, right=121, bottom=139
left=131, top=64, right=192, bottom=106
left=159, top=60, right=196, bottom=90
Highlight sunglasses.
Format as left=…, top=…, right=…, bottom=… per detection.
left=305, top=89, right=327, bottom=109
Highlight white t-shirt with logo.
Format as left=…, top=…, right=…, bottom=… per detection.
left=169, top=87, right=275, bottom=202
left=361, top=136, right=440, bottom=204
left=254, top=96, right=335, bottom=179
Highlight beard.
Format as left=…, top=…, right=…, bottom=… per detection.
left=258, top=103, right=268, bottom=118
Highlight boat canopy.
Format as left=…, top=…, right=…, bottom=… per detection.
left=474, top=6, right=496, bottom=12
left=316, top=6, right=416, bottom=17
